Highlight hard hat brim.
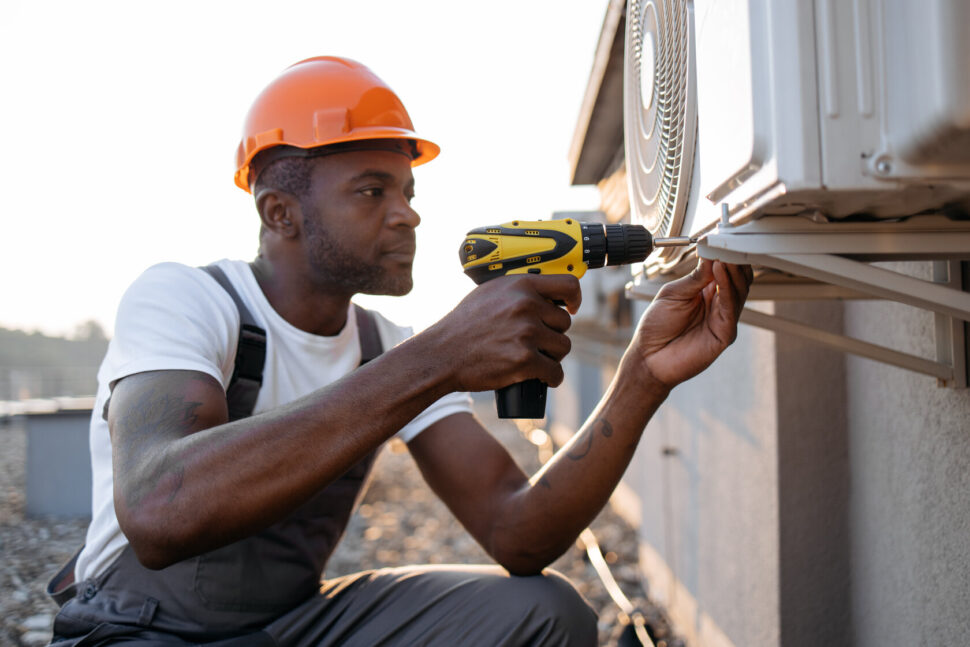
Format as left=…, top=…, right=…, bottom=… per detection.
left=235, top=130, right=439, bottom=192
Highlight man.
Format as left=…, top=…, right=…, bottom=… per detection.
left=48, top=57, right=751, bottom=646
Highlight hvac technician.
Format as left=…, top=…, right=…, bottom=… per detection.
left=47, top=57, right=752, bottom=646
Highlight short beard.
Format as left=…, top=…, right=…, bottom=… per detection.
left=303, top=208, right=413, bottom=297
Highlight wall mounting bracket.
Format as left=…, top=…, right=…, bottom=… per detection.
left=628, top=216, right=970, bottom=387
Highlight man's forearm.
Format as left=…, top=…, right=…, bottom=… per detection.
left=494, top=353, right=668, bottom=574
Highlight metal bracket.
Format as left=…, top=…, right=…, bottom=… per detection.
left=628, top=216, right=970, bottom=387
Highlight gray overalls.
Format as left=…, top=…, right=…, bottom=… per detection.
left=47, top=267, right=597, bottom=646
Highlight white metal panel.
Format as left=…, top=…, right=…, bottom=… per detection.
left=815, top=0, right=884, bottom=189
left=694, top=0, right=760, bottom=204
left=695, top=0, right=823, bottom=208
left=884, top=0, right=970, bottom=166
left=688, top=0, right=828, bottom=240
left=766, top=0, right=822, bottom=193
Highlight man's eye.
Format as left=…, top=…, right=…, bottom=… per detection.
left=361, top=187, right=384, bottom=198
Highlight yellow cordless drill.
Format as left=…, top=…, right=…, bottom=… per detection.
left=459, top=218, right=693, bottom=419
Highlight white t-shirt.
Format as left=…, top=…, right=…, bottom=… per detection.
left=76, top=259, right=471, bottom=582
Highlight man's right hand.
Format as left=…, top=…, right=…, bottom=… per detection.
left=423, top=274, right=582, bottom=394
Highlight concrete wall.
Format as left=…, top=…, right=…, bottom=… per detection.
left=843, top=264, right=970, bottom=645
left=774, top=302, right=851, bottom=646
left=613, top=299, right=856, bottom=647
left=629, top=306, right=782, bottom=647
left=558, top=274, right=970, bottom=646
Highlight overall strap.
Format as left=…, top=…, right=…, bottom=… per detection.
left=200, top=264, right=267, bottom=421
left=353, top=303, right=383, bottom=364
left=201, top=265, right=384, bottom=420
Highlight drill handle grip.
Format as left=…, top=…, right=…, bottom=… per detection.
left=495, top=379, right=548, bottom=419
left=495, top=306, right=560, bottom=419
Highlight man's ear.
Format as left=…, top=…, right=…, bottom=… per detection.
left=255, top=188, right=301, bottom=239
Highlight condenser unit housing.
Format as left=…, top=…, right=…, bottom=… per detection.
left=623, top=0, right=970, bottom=385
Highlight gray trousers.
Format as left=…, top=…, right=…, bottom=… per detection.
left=51, top=556, right=597, bottom=646
left=50, top=443, right=597, bottom=645
left=49, top=463, right=599, bottom=646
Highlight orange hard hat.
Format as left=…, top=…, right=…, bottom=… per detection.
left=234, top=56, right=440, bottom=192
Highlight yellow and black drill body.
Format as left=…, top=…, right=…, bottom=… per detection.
left=459, top=218, right=657, bottom=419
left=460, top=218, right=652, bottom=284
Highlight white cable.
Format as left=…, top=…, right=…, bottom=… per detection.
left=579, top=528, right=655, bottom=647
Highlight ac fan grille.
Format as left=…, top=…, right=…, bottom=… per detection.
left=625, top=0, right=696, bottom=242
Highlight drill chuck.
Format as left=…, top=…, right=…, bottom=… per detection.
left=579, top=223, right=651, bottom=269
left=605, top=224, right=651, bottom=266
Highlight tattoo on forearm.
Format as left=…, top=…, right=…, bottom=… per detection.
left=538, top=475, right=552, bottom=489
left=119, top=385, right=202, bottom=507
left=566, top=418, right=614, bottom=461
left=597, top=419, right=614, bottom=438
left=567, top=430, right=594, bottom=460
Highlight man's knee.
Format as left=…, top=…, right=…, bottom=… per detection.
left=499, top=569, right=598, bottom=646
left=310, top=565, right=598, bottom=646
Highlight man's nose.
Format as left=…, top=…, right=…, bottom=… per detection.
left=389, top=196, right=421, bottom=228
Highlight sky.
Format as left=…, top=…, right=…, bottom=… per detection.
left=0, top=0, right=606, bottom=337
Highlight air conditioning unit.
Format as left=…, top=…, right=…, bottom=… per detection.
left=626, top=0, right=970, bottom=250
left=623, top=0, right=970, bottom=385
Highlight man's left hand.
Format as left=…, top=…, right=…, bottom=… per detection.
left=633, top=258, right=753, bottom=391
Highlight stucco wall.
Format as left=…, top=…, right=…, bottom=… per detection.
left=774, top=302, right=851, bottom=646
left=601, top=299, right=855, bottom=646
left=560, top=269, right=969, bottom=645
left=843, top=265, right=970, bottom=645
left=627, top=302, right=782, bottom=647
